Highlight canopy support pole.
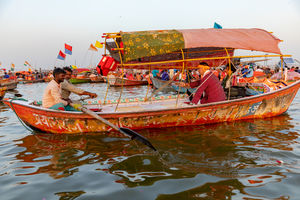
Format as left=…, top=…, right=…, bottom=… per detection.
left=225, top=48, right=232, bottom=100
left=103, top=76, right=110, bottom=104
left=114, top=38, right=124, bottom=112
left=103, top=37, right=110, bottom=104
left=144, top=59, right=151, bottom=101
left=176, top=49, right=185, bottom=107
left=120, top=54, right=292, bottom=68
left=280, top=55, right=284, bottom=80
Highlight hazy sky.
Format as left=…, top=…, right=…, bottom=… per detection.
left=0, top=0, right=299, bottom=71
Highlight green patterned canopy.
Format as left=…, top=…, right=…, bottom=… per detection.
left=121, top=30, right=184, bottom=62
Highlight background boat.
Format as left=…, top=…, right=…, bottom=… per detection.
left=90, top=75, right=104, bottom=83
left=0, top=86, right=7, bottom=100
left=151, top=77, right=175, bottom=92
left=0, top=79, right=18, bottom=90
left=105, top=77, right=148, bottom=87
left=171, top=84, right=196, bottom=93
left=18, top=79, right=44, bottom=84
left=69, top=78, right=91, bottom=84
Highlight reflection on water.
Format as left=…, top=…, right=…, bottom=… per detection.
left=157, top=179, right=245, bottom=200
left=0, top=84, right=299, bottom=199
left=10, top=113, right=299, bottom=186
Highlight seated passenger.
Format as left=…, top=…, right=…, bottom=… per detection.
left=185, top=70, right=226, bottom=104
left=152, top=69, right=160, bottom=78
left=160, top=70, right=170, bottom=81
left=61, top=67, right=97, bottom=101
left=42, top=68, right=77, bottom=111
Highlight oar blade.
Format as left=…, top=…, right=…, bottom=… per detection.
left=119, top=127, right=157, bottom=151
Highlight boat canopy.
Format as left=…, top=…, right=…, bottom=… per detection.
left=104, top=28, right=282, bottom=69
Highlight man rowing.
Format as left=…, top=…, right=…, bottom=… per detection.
left=61, top=67, right=97, bottom=102
left=42, top=68, right=77, bottom=111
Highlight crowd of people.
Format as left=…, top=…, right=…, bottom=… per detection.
left=0, top=69, right=53, bottom=82
left=150, top=62, right=300, bottom=105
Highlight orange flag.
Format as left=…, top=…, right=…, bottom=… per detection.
left=88, top=44, right=98, bottom=51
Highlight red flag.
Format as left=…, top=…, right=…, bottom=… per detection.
left=65, top=43, right=72, bottom=55
left=57, top=50, right=66, bottom=60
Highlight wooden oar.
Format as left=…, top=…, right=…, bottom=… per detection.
left=71, top=103, right=157, bottom=151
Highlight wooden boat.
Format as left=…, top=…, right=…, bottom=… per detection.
left=69, top=78, right=91, bottom=84
left=151, top=77, right=175, bottom=92
left=18, top=79, right=43, bottom=84
left=0, top=86, right=7, bottom=100
left=105, top=77, right=148, bottom=87
left=151, top=77, right=195, bottom=93
left=0, top=79, right=18, bottom=90
left=3, top=80, right=300, bottom=134
left=90, top=75, right=104, bottom=83
left=43, top=77, right=52, bottom=82
left=4, top=28, right=300, bottom=134
left=171, top=84, right=196, bottom=93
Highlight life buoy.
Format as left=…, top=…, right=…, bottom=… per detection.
left=97, top=56, right=119, bottom=76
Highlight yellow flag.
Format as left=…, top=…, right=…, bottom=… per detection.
left=95, top=40, right=103, bottom=48
left=71, top=65, right=77, bottom=69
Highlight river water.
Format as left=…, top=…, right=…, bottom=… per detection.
left=0, top=82, right=299, bottom=200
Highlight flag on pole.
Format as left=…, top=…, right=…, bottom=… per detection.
left=95, top=41, right=103, bottom=48
left=57, top=50, right=66, bottom=60
left=24, top=61, right=31, bottom=66
left=214, top=22, right=222, bottom=29
left=71, top=65, right=77, bottom=69
left=11, top=63, right=15, bottom=71
left=65, top=43, right=72, bottom=55
left=88, top=44, right=98, bottom=51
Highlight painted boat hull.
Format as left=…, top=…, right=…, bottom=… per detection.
left=105, top=77, right=148, bottom=87
left=90, top=76, right=104, bottom=83
left=18, top=79, right=44, bottom=84
left=3, top=80, right=300, bottom=134
left=0, top=87, right=7, bottom=100
left=69, top=78, right=91, bottom=84
left=0, top=80, right=18, bottom=90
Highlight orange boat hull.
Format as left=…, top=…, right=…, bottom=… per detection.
left=3, top=81, right=300, bottom=134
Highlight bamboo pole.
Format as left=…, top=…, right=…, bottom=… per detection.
left=224, top=48, right=232, bottom=100
left=114, top=38, right=124, bottom=112
left=144, top=58, right=151, bottom=101
left=103, top=76, right=110, bottom=104
left=280, top=55, right=284, bottom=80
left=120, top=54, right=292, bottom=67
left=176, top=49, right=185, bottom=107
